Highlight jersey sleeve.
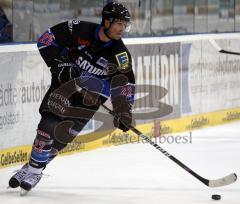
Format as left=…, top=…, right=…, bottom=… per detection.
left=37, top=21, right=76, bottom=67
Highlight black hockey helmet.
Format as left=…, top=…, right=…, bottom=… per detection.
left=102, top=2, right=131, bottom=24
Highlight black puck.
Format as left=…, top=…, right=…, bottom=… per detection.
left=212, top=194, right=221, bottom=200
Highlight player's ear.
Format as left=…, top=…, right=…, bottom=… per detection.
left=104, top=19, right=110, bottom=28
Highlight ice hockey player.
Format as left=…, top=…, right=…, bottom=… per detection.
left=8, top=1, right=135, bottom=194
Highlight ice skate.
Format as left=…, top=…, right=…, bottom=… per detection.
left=8, top=163, right=29, bottom=188
left=20, top=172, right=43, bottom=193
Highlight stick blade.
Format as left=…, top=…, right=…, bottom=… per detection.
left=209, top=39, right=222, bottom=51
left=208, top=173, right=237, bottom=187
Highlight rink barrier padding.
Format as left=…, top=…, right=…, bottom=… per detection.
left=1, top=33, right=240, bottom=168
left=1, top=107, right=240, bottom=169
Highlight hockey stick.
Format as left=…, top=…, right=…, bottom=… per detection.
left=101, top=103, right=237, bottom=187
left=75, top=78, right=237, bottom=188
left=209, top=39, right=240, bottom=55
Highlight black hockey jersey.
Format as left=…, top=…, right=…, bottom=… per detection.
left=37, top=20, right=135, bottom=115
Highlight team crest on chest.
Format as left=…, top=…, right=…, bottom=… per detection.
left=115, top=52, right=129, bottom=70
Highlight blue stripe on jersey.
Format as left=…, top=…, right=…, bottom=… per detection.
left=76, top=71, right=135, bottom=103
left=76, top=71, right=110, bottom=97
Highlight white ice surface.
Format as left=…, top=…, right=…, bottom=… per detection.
left=0, top=121, right=240, bottom=204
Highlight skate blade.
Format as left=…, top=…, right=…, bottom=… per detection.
left=20, top=188, right=29, bottom=196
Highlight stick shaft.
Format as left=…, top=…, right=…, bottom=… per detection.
left=101, top=104, right=209, bottom=186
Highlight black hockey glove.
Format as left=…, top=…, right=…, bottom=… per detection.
left=112, top=95, right=132, bottom=132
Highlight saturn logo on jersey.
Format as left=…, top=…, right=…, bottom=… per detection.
left=75, top=56, right=107, bottom=75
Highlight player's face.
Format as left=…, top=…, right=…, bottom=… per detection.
left=107, top=19, right=130, bottom=40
